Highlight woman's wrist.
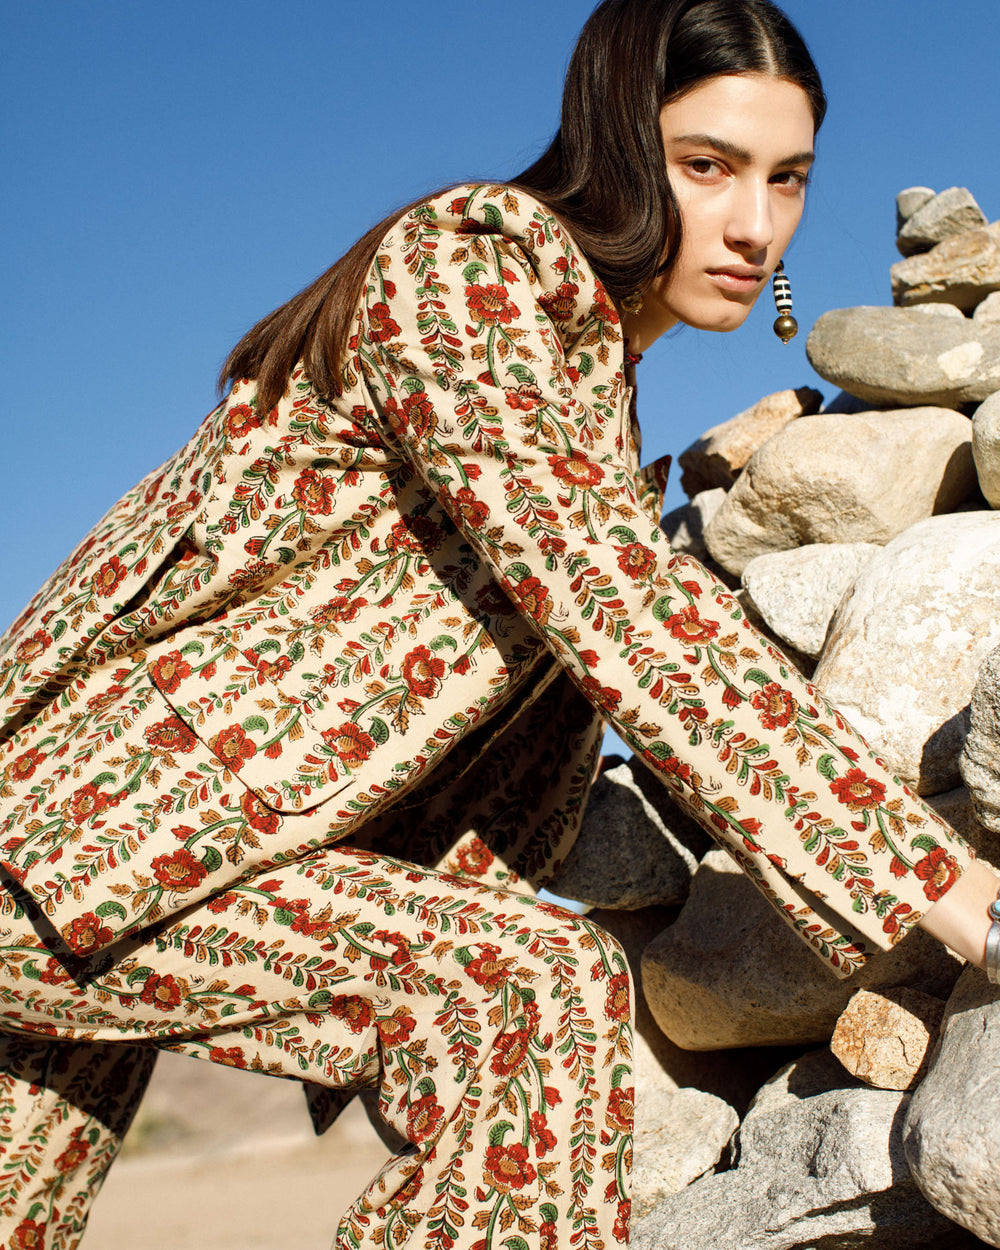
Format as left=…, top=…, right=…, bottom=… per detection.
left=917, top=858, right=1000, bottom=969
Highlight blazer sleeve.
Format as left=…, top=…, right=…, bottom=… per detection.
left=355, top=184, right=975, bottom=978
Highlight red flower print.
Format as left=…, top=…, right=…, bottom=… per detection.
left=605, top=971, right=631, bottom=1022
left=613, top=1198, right=631, bottom=1243
left=206, top=891, right=237, bottom=914
left=513, top=575, right=553, bottom=626
left=8, top=748, right=44, bottom=783
left=368, top=300, right=402, bottom=342
left=463, top=943, right=514, bottom=993
left=210, top=724, right=257, bottom=771
left=91, top=555, right=128, bottom=598
left=62, top=912, right=113, bottom=956
left=292, top=467, right=337, bottom=515
left=540, top=1218, right=558, bottom=1250
left=581, top=676, right=621, bottom=715
left=377, top=1007, right=417, bottom=1047
left=616, top=542, right=657, bottom=581
left=914, top=848, right=960, bottom=901
left=751, top=683, right=800, bottom=730
left=401, top=389, right=437, bottom=438
left=227, top=559, right=276, bottom=592
left=829, top=768, right=887, bottom=812
left=388, top=512, right=444, bottom=554
left=592, top=288, right=619, bottom=325
left=9, top=1218, right=47, bottom=1250
left=539, top=281, right=580, bottom=323
left=454, top=838, right=494, bottom=877
left=209, top=1045, right=247, bottom=1068
left=54, top=1127, right=91, bottom=1173
left=86, top=683, right=128, bottom=714
left=475, top=581, right=515, bottom=617
left=504, top=384, right=543, bottom=411
left=406, top=1093, right=445, bottom=1144
left=453, top=486, right=489, bottom=529
left=605, top=1085, right=634, bottom=1134
left=664, top=604, right=720, bottom=645
left=323, top=722, right=376, bottom=768
left=548, top=452, right=604, bottom=488
left=311, top=595, right=367, bottom=626
left=14, top=629, right=52, bottom=664
left=330, top=995, right=374, bottom=1034
left=150, top=650, right=192, bottom=694
left=67, top=783, right=111, bottom=825
left=225, top=402, right=260, bottom=438
left=465, top=283, right=521, bottom=327
left=152, top=848, right=208, bottom=893
left=145, top=716, right=197, bottom=754
left=490, top=1027, right=532, bottom=1078
left=140, top=973, right=186, bottom=1010
left=483, top=1142, right=537, bottom=1193
left=530, top=1111, right=557, bottom=1157
left=240, top=789, right=280, bottom=835
left=402, top=645, right=446, bottom=698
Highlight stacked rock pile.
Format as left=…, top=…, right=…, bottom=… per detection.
left=548, top=186, right=1000, bottom=1248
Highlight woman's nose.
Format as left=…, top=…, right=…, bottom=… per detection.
left=725, top=181, right=773, bottom=255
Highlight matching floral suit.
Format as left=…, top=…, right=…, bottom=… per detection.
left=0, top=184, right=975, bottom=1248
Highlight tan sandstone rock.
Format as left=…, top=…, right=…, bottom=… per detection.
left=830, top=987, right=946, bottom=1091
left=892, top=220, right=1000, bottom=312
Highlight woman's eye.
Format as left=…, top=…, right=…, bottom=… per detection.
left=684, top=158, right=724, bottom=178
left=772, top=171, right=810, bottom=191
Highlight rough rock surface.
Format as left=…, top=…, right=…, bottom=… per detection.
left=741, top=542, right=879, bottom=658
left=975, top=289, right=1000, bottom=324
left=677, top=386, right=822, bottom=496
left=830, top=987, right=946, bottom=1091
left=660, top=488, right=727, bottom=561
left=972, top=389, right=1000, bottom=507
left=814, top=511, right=1000, bottom=794
left=892, top=220, right=1000, bottom=312
left=904, top=967, right=1000, bottom=1247
left=632, top=1087, right=738, bottom=1219
left=546, top=760, right=704, bottom=909
left=896, top=185, right=936, bottom=231
left=633, top=1049, right=974, bottom=1250
left=927, top=785, right=1000, bottom=870
left=640, top=850, right=962, bottom=1050
left=896, top=186, right=988, bottom=257
left=807, top=304, right=1000, bottom=407
left=702, top=407, right=975, bottom=575
left=959, top=641, right=1000, bottom=836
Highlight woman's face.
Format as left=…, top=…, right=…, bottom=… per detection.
left=634, top=73, right=815, bottom=344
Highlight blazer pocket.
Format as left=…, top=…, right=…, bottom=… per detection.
left=148, top=641, right=353, bottom=813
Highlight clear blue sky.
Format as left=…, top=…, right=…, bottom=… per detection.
left=4, top=0, right=998, bottom=640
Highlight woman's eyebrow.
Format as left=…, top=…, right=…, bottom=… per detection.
left=667, top=132, right=815, bottom=167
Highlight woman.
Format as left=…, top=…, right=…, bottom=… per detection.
left=1, top=1, right=997, bottom=1246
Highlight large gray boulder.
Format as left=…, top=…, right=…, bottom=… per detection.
left=807, top=304, right=1000, bottom=408
left=972, top=389, right=1000, bottom=507
left=896, top=186, right=988, bottom=257
left=959, top=641, right=1000, bottom=837
left=641, top=849, right=962, bottom=1050
left=677, top=386, right=822, bottom=496
left=741, top=542, right=880, bottom=659
left=703, top=407, right=976, bottom=576
left=927, top=785, right=1000, bottom=870
left=661, top=488, right=727, bottom=561
left=904, top=967, right=1000, bottom=1247
left=892, top=220, right=1000, bottom=311
left=814, top=511, right=1000, bottom=794
left=633, top=1049, right=974, bottom=1250
left=546, top=759, right=707, bottom=909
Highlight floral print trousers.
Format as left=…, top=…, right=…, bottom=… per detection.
left=0, top=845, right=633, bottom=1249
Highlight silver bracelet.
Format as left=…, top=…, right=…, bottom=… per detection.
left=987, top=889, right=1000, bottom=986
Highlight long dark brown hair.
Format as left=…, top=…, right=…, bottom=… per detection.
left=221, top=0, right=825, bottom=415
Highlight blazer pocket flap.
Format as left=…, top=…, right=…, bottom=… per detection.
left=148, top=642, right=350, bottom=813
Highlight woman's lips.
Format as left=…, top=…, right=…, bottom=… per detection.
left=706, top=268, right=766, bottom=294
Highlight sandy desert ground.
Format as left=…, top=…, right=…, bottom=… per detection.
left=82, top=1050, right=392, bottom=1250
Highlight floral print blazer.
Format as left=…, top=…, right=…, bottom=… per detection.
left=0, top=184, right=974, bottom=975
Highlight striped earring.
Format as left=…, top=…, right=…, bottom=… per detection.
left=772, top=260, right=798, bottom=344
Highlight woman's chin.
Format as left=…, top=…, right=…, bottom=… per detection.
left=678, top=299, right=757, bottom=334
